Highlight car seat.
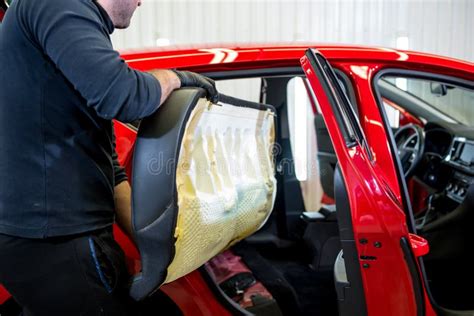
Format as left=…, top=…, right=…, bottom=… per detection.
left=129, top=88, right=277, bottom=300
left=315, top=114, right=336, bottom=199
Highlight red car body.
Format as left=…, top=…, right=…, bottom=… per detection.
left=1, top=44, right=473, bottom=316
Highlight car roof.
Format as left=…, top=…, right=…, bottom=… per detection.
left=120, top=43, right=474, bottom=80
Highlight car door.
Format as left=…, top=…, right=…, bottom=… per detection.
left=300, top=49, right=434, bottom=316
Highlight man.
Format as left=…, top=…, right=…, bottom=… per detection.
left=0, top=0, right=217, bottom=314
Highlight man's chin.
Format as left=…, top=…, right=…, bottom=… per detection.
left=114, top=18, right=131, bottom=29
left=114, top=22, right=130, bottom=29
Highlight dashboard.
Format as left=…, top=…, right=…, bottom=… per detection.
left=424, top=129, right=452, bottom=158
left=418, top=122, right=474, bottom=204
left=444, top=137, right=474, bottom=202
left=447, top=138, right=474, bottom=171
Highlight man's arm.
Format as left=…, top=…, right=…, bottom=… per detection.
left=26, top=0, right=161, bottom=122
left=114, top=180, right=133, bottom=239
left=150, top=70, right=181, bottom=105
left=25, top=0, right=217, bottom=123
left=111, top=125, right=134, bottom=238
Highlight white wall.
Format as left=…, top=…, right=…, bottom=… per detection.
left=112, top=0, right=474, bottom=62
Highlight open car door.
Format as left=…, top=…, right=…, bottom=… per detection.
left=301, top=49, right=434, bottom=316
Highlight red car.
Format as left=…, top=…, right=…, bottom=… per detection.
left=1, top=8, right=473, bottom=314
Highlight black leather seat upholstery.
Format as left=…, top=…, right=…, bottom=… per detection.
left=129, top=88, right=277, bottom=300
left=130, top=88, right=205, bottom=300
left=315, top=115, right=337, bottom=199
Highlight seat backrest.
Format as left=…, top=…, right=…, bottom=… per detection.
left=315, top=114, right=337, bottom=199
left=130, top=88, right=277, bottom=300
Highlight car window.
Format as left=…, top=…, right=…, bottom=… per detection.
left=383, top=100, right=401, bottom=128
left=215, top=78, right=261, bottom=103
left=381, top=76, right=474, bottom=127
left=287, top=77, right=324, bottom=210
left=215, top=74, right=334, bottom=210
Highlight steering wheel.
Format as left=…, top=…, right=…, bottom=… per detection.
left=393, top=124, right=424, bottom=178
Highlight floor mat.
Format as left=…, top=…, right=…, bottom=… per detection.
left=268, top=260, right=338, bottom=316
left=233, top=242, right=338, bottom=316
left=233, top=243, right=302, bottom=316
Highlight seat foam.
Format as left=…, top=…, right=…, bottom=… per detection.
left=165, top=98, right=276, bottom=283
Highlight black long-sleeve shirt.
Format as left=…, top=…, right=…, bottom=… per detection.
left=0, top=0, right=162, bottom=238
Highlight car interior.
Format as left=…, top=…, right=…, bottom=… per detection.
left=375, top=75, right=474, bottom=315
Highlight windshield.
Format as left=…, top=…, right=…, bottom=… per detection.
left=381, top=76, right=474, bottom=126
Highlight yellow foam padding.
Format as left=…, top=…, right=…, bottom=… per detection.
left=165, top=98, right=277, bottom=284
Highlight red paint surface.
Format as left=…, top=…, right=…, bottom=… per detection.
left=409, top=234, right=430, bottom=258
left=382, top=97, right=424, bottom=127
left=161, top=271, right=232, bottom=316
left=321, top=193, right=335, bottom=205
left=0, top=285, right=9, bottom=305
left=408, top=179, right=431, bottom=215
left=113, top=121, right=137, bottom=178
left=120, top=44, right=474, bottom=82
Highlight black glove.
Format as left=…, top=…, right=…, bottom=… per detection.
left=172, top=70, right=218, bottom=103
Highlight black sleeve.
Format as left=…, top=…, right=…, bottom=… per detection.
left=112, top=126, right=128, bottom=186
left=21, top=0, right=161, bottom=122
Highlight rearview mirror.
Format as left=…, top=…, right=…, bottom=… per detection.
left=430, top=82, right=448, bottom=97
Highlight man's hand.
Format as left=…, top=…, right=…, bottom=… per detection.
left=151, top=70, right=218, bottom=105
left=172, top=70, right=218, bottom=103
